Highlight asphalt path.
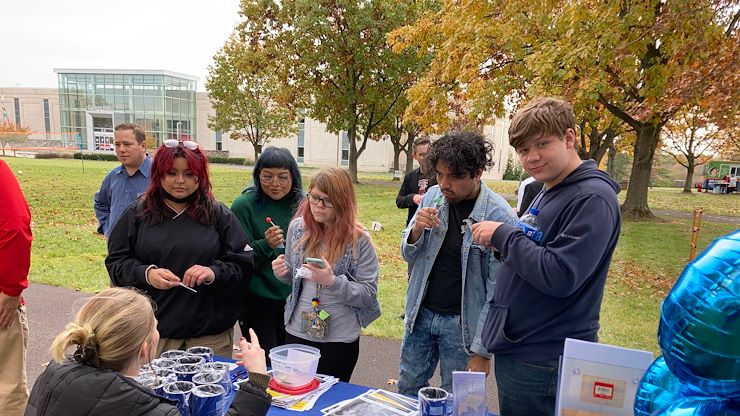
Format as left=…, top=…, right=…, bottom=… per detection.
left=23, top=283, right=500, bottom=413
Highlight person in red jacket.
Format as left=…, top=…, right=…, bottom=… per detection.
left=0, top=159, right=33, bottom=415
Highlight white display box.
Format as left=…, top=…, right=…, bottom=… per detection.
left=556, top=338, right=654, bottom=416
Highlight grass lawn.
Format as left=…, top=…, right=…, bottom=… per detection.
left=5, top=156, right=738, bottom=355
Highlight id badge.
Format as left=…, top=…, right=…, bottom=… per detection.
left=300, top=309, right=327, bottom=339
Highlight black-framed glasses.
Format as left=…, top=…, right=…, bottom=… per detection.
left=260, top=173, right=291, bottom=186
left=163, top=139, right=199, bottom=150
left=306, top=192, right=333, bottom=208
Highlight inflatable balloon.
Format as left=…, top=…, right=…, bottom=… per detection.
left=634, top=229, right=740, bottom=415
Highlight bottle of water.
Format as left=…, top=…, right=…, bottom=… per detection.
left=517, top=208, right=543, bottom=242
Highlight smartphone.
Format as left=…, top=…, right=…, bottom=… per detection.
left=304, top=257, right=326, bottom=269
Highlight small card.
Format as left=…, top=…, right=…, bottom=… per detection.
left=452, top=371, right=486, bottom=416
left=318, top=310, right=330, bottom=320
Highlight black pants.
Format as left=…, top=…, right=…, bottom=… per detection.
left=285, top=333, right=359, bottom=382
left=240, top=295, right=287, bottom=363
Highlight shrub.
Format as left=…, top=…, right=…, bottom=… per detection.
left=73, top=153, right=120, bottom=161
left=206, top=156, right=254, bottom=166
left=71, top=153, right=254, bottom=165
left=35, top=152, right=74, bottom=159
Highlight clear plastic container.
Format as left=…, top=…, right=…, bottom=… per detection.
left=268, top=344, right=321, bottom=388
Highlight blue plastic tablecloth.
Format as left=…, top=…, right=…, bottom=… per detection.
left=218, top=356, right=497, bottom=415
left=266, top=380, right=370, bottom=415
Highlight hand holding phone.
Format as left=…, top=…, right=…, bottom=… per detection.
left=304, top=257, right=326, bottom=269
left=302, top=257, right=335, bottom=287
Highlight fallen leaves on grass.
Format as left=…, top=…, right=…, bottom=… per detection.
left=610, top=261, right=675, bottom=298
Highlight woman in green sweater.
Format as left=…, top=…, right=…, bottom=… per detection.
left=231, top=147, right=303, bottom=354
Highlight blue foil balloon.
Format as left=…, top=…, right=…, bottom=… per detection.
left=659, top=230, right=740, bottom=397
left=657, top=397, right=740, bottom=415
left=635, top=230, right=740, bottom=415
left=634, top=357, right=682, bottom=416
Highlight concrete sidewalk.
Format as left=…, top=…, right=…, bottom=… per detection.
left=23, top=283, right=500, bottom=413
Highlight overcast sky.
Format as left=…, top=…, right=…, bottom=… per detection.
left=0, top=0, right=241, bottom=91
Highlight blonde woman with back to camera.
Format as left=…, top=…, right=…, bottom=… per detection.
left=25, top=288, right=272, bottom=416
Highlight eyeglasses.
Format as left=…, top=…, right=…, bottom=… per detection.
left=306, top=192, right=333, bottom=208
left=163, top=139, right=199, bottom=150
left=260, top=174, right=291, bottom=186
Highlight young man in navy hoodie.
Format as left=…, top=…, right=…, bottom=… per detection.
left=472, top=97, right=621, bottom=416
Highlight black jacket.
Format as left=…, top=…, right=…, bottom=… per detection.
left=106, top=201, right=254, bottom=339
left=396, top=167, right=437, bottom=225
left=518, top=180, right=544, bottom=216
left=26, top=361, right=271, bottom=416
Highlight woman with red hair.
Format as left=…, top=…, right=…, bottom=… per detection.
left=272, top=168, right=381, bottom=382
left=106, top=140, right=254, bottom=358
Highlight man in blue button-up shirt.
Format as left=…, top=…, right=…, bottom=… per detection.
left=94, top=123, right=151, bottom=238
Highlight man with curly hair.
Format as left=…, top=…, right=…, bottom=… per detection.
left=398, top=131, right=516, bottom=395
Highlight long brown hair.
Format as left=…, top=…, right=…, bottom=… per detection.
left=293, top=168, right=364, bottom=265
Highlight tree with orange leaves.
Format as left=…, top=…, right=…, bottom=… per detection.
left=0, top=123, right=30, bottom=157
left=390, top=0, right=739, bottom=217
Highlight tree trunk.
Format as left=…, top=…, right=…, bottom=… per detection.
left=591, top=129, right=615, bottom=165
left=577, top=122, right=589, bottom=160
left=404, top=129, right=416, bottom=173
left=252, top=142, right=263, bottom=160
left=348, top=125, right=359, bottom=184
left=606, top=142, right=617, bottom=179
left=392, top=139, right=402, bottom=171
left=621, top=123, right=662, bottom=218
left=683, top=156, right=695, bottom=193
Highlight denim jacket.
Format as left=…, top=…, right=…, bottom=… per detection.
left=401, top=182, right=516, bottom=358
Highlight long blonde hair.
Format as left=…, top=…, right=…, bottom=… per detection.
left=51, top=288, right=156, bottom=371
left=294, top=168, right=364, bottom=265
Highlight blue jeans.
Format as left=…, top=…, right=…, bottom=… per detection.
left=495, top=355, right=559, bottom=416
left=398, top=307, right=471, bottom=395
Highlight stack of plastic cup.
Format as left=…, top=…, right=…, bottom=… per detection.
left=173, top=364, right=202, bottom=382
left=190, top=384, right=227, bottom=416
left=160, top=350, right=188, bottom=361
left=187, top=346, right=214, bottom=363
left=151, top=358, right=177, bottom=370
left=163, top=381, right=195, bottom=416
left=177, top=355, right=206, bottom=366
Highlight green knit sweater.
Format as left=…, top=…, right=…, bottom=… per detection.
left=231, top=187, right=297, bottom=301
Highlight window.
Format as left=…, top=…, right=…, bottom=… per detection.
left=216, top=130, right=223, bottom=151
left=340, top=131, right=349, bottom=167
left=297, top=118, right=305, bottom=163
left=43, top=99, right=51, bottom=138
left=14, top=98, right=21, bottom=125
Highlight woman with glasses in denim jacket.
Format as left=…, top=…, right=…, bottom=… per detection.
left=230, top=147, right=303, bottom=356
left=106, top=140, right=254, bottom=358
left=271, top=168, right=381, bottom=382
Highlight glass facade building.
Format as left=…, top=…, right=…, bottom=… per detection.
left=54, top=69, right=197, bottom=151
